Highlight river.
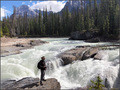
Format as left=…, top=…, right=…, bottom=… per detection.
left=1, top=38, right=119, bottom=89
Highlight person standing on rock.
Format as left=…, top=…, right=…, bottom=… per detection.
left=37, top=56, right=47, bottom=85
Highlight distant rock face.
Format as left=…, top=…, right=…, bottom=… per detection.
left=10, top=5, right=37, bottom=18
left=16, top=5, right=37, bottom=17
left=1, top=77, right=61, bottom=90
left=10, top=5, right=51, bottom=18
left=63, top=0, right=82, bottom=12
left=61, top=0, right=100, bottom=13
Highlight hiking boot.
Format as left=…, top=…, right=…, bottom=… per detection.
left=43, top=79, right=46, bottom=81
left=40, top=82, right=43, bottom=85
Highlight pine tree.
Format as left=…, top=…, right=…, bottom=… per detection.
left=1, top=0, right=119, bottom=39
left=105, top=16, right=110, bottom=36
left=94, top=0, right=98, bottom=27
left=89, top=0, right=92, bottom=17
left=38, top=9, right=42, bottom=35
left=0, top=27, right=3, bottom=37
left=89, top=75, right=105, bottom=90
left=43, top=8, right=48, bottom=36
left=3, top=24, right=10, bottom=36
left=11, top=6, right=17, bottom=36
left=76, top=13, right=84, bottom=31
left=85, top=5, right=90, bottom=31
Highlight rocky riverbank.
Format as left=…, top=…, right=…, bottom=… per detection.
left=1, top=37, right=48, bottom=57
left=69, top=31, right=120, bottom=43
left=1, top=77, right=61, bottom=90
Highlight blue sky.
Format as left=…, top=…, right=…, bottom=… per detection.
left=1, top=0, right=67, bottom=19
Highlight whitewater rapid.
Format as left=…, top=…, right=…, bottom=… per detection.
left=1, top=38, right=119, bottom=89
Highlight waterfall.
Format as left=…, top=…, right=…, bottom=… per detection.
left=1, top=38, right=119, bottom=89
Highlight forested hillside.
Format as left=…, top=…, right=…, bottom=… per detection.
left=0, top=0, right=120, bottom=39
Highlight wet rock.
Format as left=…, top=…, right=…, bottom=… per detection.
left=59, top=45, right=119, bottom=65
left=59, top=47, right=101, bottom=65
left=93, top=51, right=103, bottom=60
left=1, top=77, right=60, bottom=90
left=105, top=78, right=111, bottom=89
left=58, top=47, right=88, bottom=65
left=82, top=48, right=99, bottom=60
left=61, top=55, right=76, bottom=65
left=14, top=43, right=24, bottom=47
left=29, top=40, right=47, bottom=46
left=76, top=45, right=90, bottom=48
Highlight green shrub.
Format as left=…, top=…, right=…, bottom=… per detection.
left=89, top=75, right=105, bottom=90
left=0, top=27, right=3, bottom=37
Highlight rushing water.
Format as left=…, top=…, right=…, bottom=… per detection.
left=1, top=38, right=119, bottom=89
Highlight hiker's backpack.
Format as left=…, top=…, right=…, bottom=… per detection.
left=37, top=61, right=41, bottom=69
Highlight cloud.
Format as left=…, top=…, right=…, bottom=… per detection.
left=30, top=1, right=66, bottom=13
left=30, top=0, right=32, bottom=3
left=28, top=5, right=30, bottom=7
left=1, top=8, right=10, bottom=18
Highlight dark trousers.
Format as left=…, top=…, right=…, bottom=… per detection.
left=40, top=70, right=45, bottom=82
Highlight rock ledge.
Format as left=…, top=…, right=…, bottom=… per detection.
left=1, top=77, right=61, bottom=90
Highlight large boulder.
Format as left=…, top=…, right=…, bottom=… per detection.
left=61, top=55, right=76, bottom=65
left=58, top=47, right=89, bottom=65
left=93, top=51, right=106, bottom=60
left=70, top=31, right=81, bottom=40
left=1, top=77, right=61, bottom=90
left=85, top=37, right=101, bottom=43
left=58, top=46, right=103, bottom=65
left=82, top=47, right=99, bottom=60
left=70, top=31, right=98, bottom=40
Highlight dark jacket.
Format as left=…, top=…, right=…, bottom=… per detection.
left=39, top=60, right=46, bottom=70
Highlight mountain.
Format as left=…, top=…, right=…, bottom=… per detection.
left=61, top=0, right=100, bottom=12
left=11, top=5, right=53, bottom=18
left=61, top=0, right=82, bottom=12
left=14, top=5, right=37, bottom=17
left=11, top=0, right=101, bottom=18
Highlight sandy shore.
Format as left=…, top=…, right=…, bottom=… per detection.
left=1, top=37, right=32, bottom=47
left=1, top=37, right=47, bottom=57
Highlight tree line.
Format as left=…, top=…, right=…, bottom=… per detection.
left=0, top=0, right=120, bottom=39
